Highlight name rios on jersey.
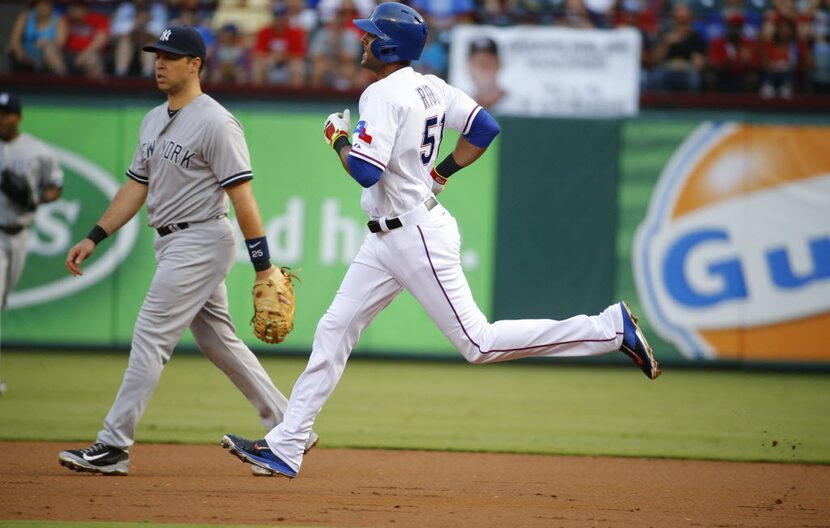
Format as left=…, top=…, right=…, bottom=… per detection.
left=416, top=84, right=439, bottom=110
left=141, top=139, right=197, bottom=169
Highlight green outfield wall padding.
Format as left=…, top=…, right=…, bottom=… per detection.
left=7, top=93, right=830, bottom=366
left=494, top=118, right=620, bottom=320
left=3, top=102, right=497, bottom=357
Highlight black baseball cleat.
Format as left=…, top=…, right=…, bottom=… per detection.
left=619, top=301, right=661, bottom=379
left=59, top=442, right=130, bottom=475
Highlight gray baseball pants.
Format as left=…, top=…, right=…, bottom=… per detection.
left=0, top=228, right=29, bottom=375
left=0, top=228, right=29, bottom=309
left=97, top=217, right=288, bottom=449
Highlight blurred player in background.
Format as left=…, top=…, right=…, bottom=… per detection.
left=0, top=91, right=64, bottom=395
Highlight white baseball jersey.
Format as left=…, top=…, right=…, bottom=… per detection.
left=0, top=133, right=63, bottom=227
left=348, top=66, right=481, bottom=219
left=264, top=66, right=630, bottom=474
left=127, top=94, right=253, bottom=228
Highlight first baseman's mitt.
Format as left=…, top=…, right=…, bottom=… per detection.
left=251, top=267, right=299, bottom=344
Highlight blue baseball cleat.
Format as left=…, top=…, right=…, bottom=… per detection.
left=221, top=434, right=297, bottom=478
left=619, top=302, right=661, bottom=379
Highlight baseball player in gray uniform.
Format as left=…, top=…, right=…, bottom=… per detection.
left=221, top=3, right=660, bottom=479
left=0, top=92, right=64, bottom=395
left=58, top=26, right=316, bottom=476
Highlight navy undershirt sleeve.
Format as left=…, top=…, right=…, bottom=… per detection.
left=347, top=156, right=383, bottom=187
left=463, top=109, right=500, bottom=148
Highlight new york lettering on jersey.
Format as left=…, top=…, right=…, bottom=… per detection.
left=160, top=139, right=197, bottom=169
left=140, top=139, right=155, bottom=160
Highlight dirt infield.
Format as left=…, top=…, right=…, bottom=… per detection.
left=1, top=442, right=828, bottom=527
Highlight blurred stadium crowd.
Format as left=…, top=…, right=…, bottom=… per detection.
left=3, top=0, right=829, bottom=97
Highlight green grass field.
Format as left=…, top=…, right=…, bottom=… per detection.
left=1, top=350, right=828, bottom=464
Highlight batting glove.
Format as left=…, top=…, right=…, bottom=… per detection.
left=323, top=109, right=351, bottom=149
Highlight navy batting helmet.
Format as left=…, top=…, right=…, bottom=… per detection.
left=353, top=2, right=428, bottom=63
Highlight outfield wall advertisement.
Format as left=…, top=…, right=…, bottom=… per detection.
left=621, top=119, right=830, bottom=363
left=2, top=105, right=497, bottom=356
left=4, top=101, right=829, bottom=365
left=448, top=26, right=641, bottom=118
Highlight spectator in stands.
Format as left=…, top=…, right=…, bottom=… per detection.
left=614, top=0, right=657, bottom=91
left=641, top=0, right=671, bottom=24
left=166, top=0, right=218, bottom=11
left=585, top=0, right=616, bottom=27
left=63, top=0, right=110, bottom=79
left=812, top=0, right=830, bottom=38
left=212, top=0, right=272, bottom=41
left=252, top=2, right=307, bottom=86
left=812, top=31, right=830, bottom=92
left=706, top=13, right=760, bottom=91
left=698, top=0, right=764, bottom=43
left=168, top=0, right=216, bottom=51
left=285, top=0, right=319, bottom=33
left=558, top=0, right=596, bottom=28
left=110, top=0, right=168, bottom=77
left=410, top=0, right=475, bottom=71
left=612, top=0, right=658, bottom=39
left=413, top=22, right=449, bottom=77
left=766, top=0, right=798, bottom=27
left=316, top=0, right=374, bottom=26
left=810, top=0, right=830, bottom=92
left=475, top=0, right=524, bottom=26
left=759, top=15, right=810, bottom=97
left=307, top=1, right=362, bottom=90
left=651, top=4, right=707, bottom=91
left=759, top=0, right=812, bottom=43
left=410, top=0, right=476, bottom=32
left=7, top=0, right=68, bottom=76
left=208, top=22, right=251, bottom=83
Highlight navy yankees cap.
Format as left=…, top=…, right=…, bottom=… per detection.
left=0, top=92, right=22, bottom=114
left=143, top=25, right=206, bottom=62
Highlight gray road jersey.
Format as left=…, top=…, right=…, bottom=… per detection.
left=127, top=94, right=253, bottom=228
left=0, top=133, right=64, bottom=227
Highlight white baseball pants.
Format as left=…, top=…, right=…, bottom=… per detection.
left=266, top=204, right=625, bottom=471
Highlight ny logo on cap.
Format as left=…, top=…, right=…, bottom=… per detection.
left=0, top=93, right=8, bottom=105
left=160, top=29, right=172, bottom=41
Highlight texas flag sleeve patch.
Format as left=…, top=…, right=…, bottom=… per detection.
left=355, top=120, right=373, bottom=144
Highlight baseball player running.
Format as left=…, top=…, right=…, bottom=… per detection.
left=222, top=3, right=660, bottom=479
left=58, top=25, right=316, bottom=476
left=0, top=92, right=64, bottom=395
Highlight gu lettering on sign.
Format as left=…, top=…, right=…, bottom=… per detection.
left=633, top=122, right=830, bottom=361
